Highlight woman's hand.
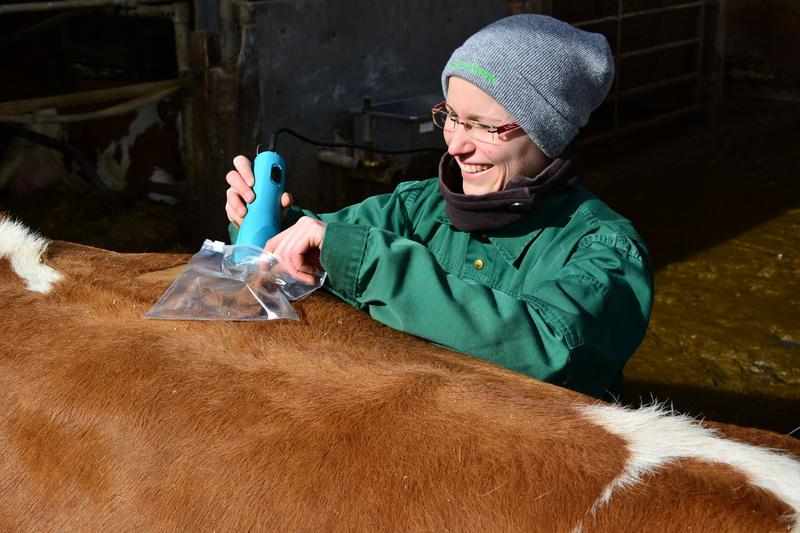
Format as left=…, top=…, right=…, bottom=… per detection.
left=225, top=155, right=254, bottom=228
left=264, top=216, right=327, bottom=284
left=225, top=155, right=294, bottom=227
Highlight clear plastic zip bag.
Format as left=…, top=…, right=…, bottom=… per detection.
left=144, top=240, right=326, bottom=321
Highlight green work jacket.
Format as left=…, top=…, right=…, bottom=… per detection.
left=246, top=178, right=653, bottom=399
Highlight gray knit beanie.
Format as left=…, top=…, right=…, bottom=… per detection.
left=441, top=14, right=614, bottom=158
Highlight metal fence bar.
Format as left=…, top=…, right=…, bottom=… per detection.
left=511, top=1, right=711, bottom=141
left=568, top=0, right=708, bottom=142
left=573, top=16, right=619, bottom=28
left=621, top=1, right=705, bottom=20
left=613, top=0, right=624, bottom=136
left=572, top=1, right=704, bottom=28
left=619, top=73, right=700, bottom=98
left=581, top=104, right=701, bottom=145
left=621, top=37, right=701, bottom=59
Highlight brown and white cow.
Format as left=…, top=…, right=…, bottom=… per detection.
left=1, top=216, right=798, bottom=532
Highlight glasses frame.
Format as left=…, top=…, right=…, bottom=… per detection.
left=431, top=101, right=521, bottom=142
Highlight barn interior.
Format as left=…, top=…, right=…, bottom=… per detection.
left=0, top=0, right=797, bottom=435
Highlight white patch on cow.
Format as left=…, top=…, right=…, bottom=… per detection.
left=96, top=102, right=163, bottom=191
left=578, top=402, right=800, bottom=531
left=0, top=218, right=62, bottom=293
left=147, top=167, right=180, bottom=205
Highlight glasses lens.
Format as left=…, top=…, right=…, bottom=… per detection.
left=432, top=109, right=454, bottom=131
left=464, top=121, right=496, bottom=144
left=431, top=106, right=501, bottom=144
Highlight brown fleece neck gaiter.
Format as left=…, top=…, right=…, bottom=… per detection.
left=437, top=142, right=582, bottom=232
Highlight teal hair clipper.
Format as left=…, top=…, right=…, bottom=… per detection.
left=235, top=148, right=286, bottom=248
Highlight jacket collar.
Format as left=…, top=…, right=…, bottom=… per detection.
left=436, top=191, right=573, bottom=265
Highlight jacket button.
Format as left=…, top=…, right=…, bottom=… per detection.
left=473, top=259, right=485, bottom=270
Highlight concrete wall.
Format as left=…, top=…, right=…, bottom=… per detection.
left=245, top=0, right=507, bottom=212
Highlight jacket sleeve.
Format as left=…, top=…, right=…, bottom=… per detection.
left=320, top=218, right=652, bottom=399
left=271, top=183, right=651, bottom=398
left=282, top=187, right=413, bottom=233
left=525, top=233, right=653, bottom=397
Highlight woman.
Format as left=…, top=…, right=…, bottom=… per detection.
left=224, top=14, right=653, bottom=400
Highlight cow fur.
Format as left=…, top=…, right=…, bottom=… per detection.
left=1, top=217, right=799, bottom=532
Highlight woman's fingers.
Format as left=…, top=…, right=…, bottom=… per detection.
left=288, top=255, right=316, bottom=285
left=232, top=155, right=254, bottom=187
left=226, top=186, right=247, bottom=214
left=279, top=192, right=295, bottom=223
left=225, top=187, right=249, bottom=225
left=226, top=169, right=255, bottom=204
left=226, top=156, right=296, bottom=229
left=267, top=233, right=314, bottom=284
left=226, top=203, right=242, bottom=227
left=263, top=217, right=326, bottom=284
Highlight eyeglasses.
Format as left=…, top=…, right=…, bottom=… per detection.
left=431, top=101, right=521, bottom=144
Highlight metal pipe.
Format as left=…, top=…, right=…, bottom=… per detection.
left=0, top=0, right=175, bottom=15
left=619, top=73, right=700, bottom=98
left=317, top=150, right=364, bottom=170
left=114, top=4, right=175, bottom=17
left=317, top=150, right=386, bottom=171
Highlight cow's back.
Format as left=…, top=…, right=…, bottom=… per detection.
left=1, top=224, right=798, bottom=532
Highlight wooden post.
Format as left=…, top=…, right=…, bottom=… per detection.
left=235, top=4, right=259, bottom=156
left=189, top=31, right=236, bottom=244
left=709, top=0, right=727, bottom=129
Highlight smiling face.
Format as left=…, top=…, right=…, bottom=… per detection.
left=444, top=76, right=550, bottom=195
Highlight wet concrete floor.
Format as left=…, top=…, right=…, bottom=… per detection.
left=584, top=92, right=800, bottom=435
left=3, top=92, right=798, bottom=435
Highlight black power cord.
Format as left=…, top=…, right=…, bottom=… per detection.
left=267, top=127, right=444, bottom=155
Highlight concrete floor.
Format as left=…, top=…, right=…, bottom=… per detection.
left=3, top=91, right=798, bottom=435
left=584, top=91, right=800, bottom=435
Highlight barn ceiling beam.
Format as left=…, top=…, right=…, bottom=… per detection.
left=0, top=0, right=179, bottom=15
